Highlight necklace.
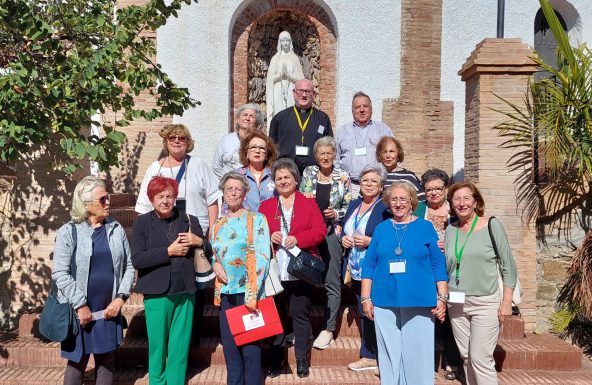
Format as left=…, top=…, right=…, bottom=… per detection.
left=226, top=208, right=245, bottom=218
left=392, top=220, right=410, bottom=256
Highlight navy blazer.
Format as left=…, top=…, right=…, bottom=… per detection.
left=341, top=197, right=392, bottom=237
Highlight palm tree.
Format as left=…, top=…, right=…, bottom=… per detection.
left=494, top=0, right=592, bottom=348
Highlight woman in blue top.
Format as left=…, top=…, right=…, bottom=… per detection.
left=211, top=171, right=271, bottom=385
left=341, top=165, right=392, bottom=372
left=361, top=181, right=448, bottom=385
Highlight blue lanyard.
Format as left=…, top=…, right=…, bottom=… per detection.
left=353, top=198, right=380, bottom=230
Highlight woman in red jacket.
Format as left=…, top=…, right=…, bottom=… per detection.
left=259, top=158, right=327, bottom=379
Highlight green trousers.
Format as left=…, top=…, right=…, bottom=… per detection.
left=144, top=293, right=195, bottom=385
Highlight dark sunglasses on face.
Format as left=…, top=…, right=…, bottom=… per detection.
left=167, top=135, right=187, bottom=143
left=88, top=195, right=109, bottom=205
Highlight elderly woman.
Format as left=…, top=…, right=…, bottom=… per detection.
left=210, top=171, right=271, bottom=385
left=212, top=103, right=265, bottom=179
left=259, top=158, right=327, bottom=378
left=135, top=123, right=221, bottom=233
left=341, top=165, right=392, bottom=372
left=417, top=168, right=460, bottom=381
left=299, top=136, right=352, bottom=349
left=444, top=181, right=518, bottom=385
left=361, top=181, right=448, bottom=384
left=52, top=176, right=134, bottom=385
left=235, top=130, right=278, bottom=211
left=375, top=136, right=425, bottom=201
left=131, top=177, right=206, bottom=385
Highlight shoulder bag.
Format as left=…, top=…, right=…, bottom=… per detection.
left=488, top=216, right=523, bottom=307
left=39, top=223, right=80, bottom=342
left=277, top=199, right=325, bottom=285
left=188, top=213, right=215, bottom=289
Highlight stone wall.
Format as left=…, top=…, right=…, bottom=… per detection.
left=382, top=0, right=454, bottom=177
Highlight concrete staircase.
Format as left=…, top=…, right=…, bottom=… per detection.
left=1, top=193, right=590, bottom=384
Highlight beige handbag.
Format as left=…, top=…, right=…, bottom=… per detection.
left=188, top=214, right=215, bottom=289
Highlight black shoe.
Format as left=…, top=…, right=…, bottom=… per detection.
left=267, top=365, right=283, bottom=378
left=296, top=358, right=309, bottom=378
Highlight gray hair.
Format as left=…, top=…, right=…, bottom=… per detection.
left=383, top=181, right=419, bottom=211
left=352, top=91, right=372, bottom=108
left=271, top=158, right=300, bottom=182
left=313, top=136, right=337, bottom=159
left=235, top=103, right=264, bottom=131
left=359, top=165, right=386, bottom=185
left=421, top=168, right=450, bottom=186
left=219, top=171, right=250, bottom=193
left=71, top=176, right=106, bottom=223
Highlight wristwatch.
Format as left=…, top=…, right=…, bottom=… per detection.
left=116, top=293, right=129, bottom=301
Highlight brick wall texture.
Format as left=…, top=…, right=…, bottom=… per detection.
left=459, top=38, right=539, bottom=331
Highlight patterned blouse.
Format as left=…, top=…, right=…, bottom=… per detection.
left=299, top=165, right=352, bottom=222
left=210, top=211, right=271, bottom=307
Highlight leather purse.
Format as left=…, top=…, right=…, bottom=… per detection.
left=264, top=255, right=283, bottom=296
left=39, top=223, right=79, bottom=342
left=287, top=249, right=325, bottom=286
left=188, top=214, right=215, bottom=289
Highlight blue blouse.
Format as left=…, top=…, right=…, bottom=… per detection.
left=361, top=218, right=448, bottom=308
left=236, top=166, right=276, bottom=212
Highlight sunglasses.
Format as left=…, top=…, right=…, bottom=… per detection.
left=88, top=195, right=110, bottom=205
left=167, top=135, right=187, bottom=143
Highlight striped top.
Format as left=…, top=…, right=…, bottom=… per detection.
left=385, top=168, right=426, bottom=201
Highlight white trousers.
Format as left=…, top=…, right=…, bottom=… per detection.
left=448, top=293, right=500, bottom=385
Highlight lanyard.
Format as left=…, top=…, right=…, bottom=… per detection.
left=353, top=198, right=380, bottom=230
left=293, top=106, right=314, bottom=145
left=454, top=215, right=479, bottom=283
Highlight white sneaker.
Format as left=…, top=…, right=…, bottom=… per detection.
left=313, top=330, right=334, bottom=349
left=347, top=357, right=377, bottom=371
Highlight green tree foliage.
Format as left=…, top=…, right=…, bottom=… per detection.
left=0, top=0, right=198, bottom=173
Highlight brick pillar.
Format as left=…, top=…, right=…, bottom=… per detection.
left=459, top=38, right=538, bottom=331
left=382, top=0, right=454, bottom=176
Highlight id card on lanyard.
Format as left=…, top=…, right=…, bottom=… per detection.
left=293, top=106, right=314, bottom=155
left=450, top=215, right=479, bottom=304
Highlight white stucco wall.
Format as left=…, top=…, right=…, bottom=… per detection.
left=442, top=0, right=592, bottom=175
left=157, top=0, right=400, bottom=163
left=158, top=0, right=591, bottom=175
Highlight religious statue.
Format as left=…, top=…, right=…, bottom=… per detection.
left=266, top=31, right=305, bottom=128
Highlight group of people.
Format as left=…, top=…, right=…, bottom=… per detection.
left=51, top=79, right=519, bottom=385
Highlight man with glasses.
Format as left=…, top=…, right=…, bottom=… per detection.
left=336, top=92, right=394, bottom=198
left=269, top=78, right=333, bottom=175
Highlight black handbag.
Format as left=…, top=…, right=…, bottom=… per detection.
left=39, top=223, right=80, bottom=342
left=278, top=199, right=325, bottom=285
left=287, top=250, right=325, bottom=286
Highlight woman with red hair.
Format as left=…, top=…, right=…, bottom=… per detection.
left=131, top=176, right=208, bottom=385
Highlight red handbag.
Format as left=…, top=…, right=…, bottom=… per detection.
left=225, top=297, right=283, bottom=346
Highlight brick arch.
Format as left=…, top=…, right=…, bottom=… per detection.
left=229, top=0, right=337, bottom=132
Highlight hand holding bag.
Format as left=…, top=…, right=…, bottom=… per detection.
left=39, top=223, right=79, bottom=342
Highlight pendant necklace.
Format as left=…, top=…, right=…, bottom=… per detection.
left=392, top=220, right=409, bottom=256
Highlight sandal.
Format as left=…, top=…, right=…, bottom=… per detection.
left=444, top=370, right=456, bottom=381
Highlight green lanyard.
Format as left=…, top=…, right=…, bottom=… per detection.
left=293, top=106, right=313, bottom=145
left=454, top=215, right=479, bottom=284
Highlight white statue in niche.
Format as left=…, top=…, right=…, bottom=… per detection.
left=266, top=31, right=305, bottom=128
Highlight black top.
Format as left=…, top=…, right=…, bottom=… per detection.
left=315, top=182, right=331, bottom=226
left=269, top=106, right=333, bottom=174
left=131, top=208, right=205, bottom=295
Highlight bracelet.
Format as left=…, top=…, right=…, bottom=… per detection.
left=360, top=295, right=371, bottom=301
left=437, top=293, right=448, bottom=303
left=361, top=298, right=372, bottom=304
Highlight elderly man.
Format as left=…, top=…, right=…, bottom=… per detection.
left=212, top=103, right=264, bottom=179
left=336, top=92, right=394, bottom=197
left=269, top=78, right=333, bottom=174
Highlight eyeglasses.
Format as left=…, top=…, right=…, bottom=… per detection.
left=425, top=187, right=445, bottom=195
left=223, top=187, right=245, bottom=194
left=293, top=89, right=315, bottom=96
left=389, top=197, right=410, bottom=205
left=167, top=135, right=187, bottom=143
left=248, top=146, right=267, bottom=153
left=361, top=179, right=380, bottom=185
left=87, top=195, right=110, bottom=205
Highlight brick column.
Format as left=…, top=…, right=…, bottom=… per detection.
left=459, top=38, right=538, bottom=331
left=382, top=0, right=454, bottom=176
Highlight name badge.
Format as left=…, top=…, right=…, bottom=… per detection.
left=242, top=311, right=265, bottom=331
left=91, top=310, right=105, bottom=321
left=317, top=125, right=325, bottom=134
left=448, top=291, right=466, bottom=304
left=354, top=147, right=367, bottom=156
left=295, top=145, right=309, bottom=156
left=389, top=260, right=406, bottom=274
